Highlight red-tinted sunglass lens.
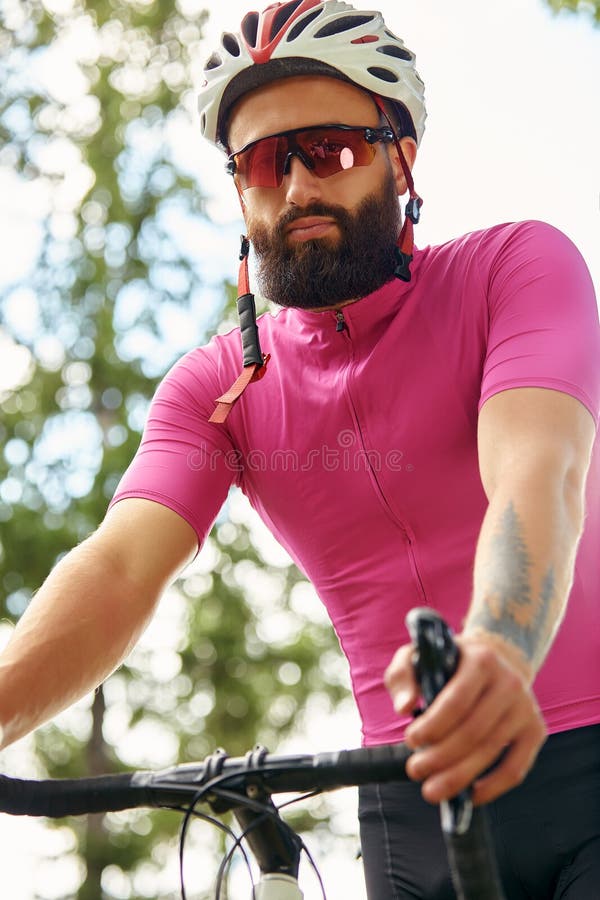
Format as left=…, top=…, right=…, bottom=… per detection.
left=234, top=136, right=287, bottom=190
left=296, top=129, right=376, bottom=178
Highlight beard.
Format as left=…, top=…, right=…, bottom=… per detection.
left=246, top=167, right=402, bottom=310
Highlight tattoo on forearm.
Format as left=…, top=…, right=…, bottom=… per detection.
left=471, top=502, right=556, bottom=665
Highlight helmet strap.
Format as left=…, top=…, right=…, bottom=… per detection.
left=208, top=235, right=270, bottom=424
left=373, top=95, right=423, bottom=283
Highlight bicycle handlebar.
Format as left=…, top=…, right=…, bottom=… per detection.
left=0, top=609, right=507, bottom=898
left=0, top=743, right=412, bottom=818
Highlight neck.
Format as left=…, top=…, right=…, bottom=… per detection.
left=305, top=295, right=363, bottom=313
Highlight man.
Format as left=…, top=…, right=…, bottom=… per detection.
left=1, top=1, right=598, bottom=897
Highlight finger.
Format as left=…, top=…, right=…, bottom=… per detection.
left=472, top=717, right=547, bottom=805
left=405, top=642, right=525, bottom=748
left=417, top=704, right=544, bottom=804
left=384, top=644, right=420, bottom=715
left=405, top=676, right=515, bottom=780
left=404, top=656, right=493, bottom=748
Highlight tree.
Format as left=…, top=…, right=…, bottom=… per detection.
left=543, top=0, right=600, bottom=23
left=0, top=2, right=349, bottom=897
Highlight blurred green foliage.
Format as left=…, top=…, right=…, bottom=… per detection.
left=544, top=0, right=600, bottom=22
left=0, top=1, right=349, bottom=897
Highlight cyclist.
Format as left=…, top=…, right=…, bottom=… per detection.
left=1, top=1, right=599, bottom=897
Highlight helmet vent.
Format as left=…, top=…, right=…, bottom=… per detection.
left=315, top=14, right=375, bottom=38
left=367, top=66, right=399, bottom=84
left=222, top=32, right=241, bottom=57
left=286, top=8, right=323, bottom=42
left=241, top=11, right=259, bottom=48
left=271, top=0, right=304, bottom=41
left=205, top=52, right=222, bottom=71
left=377, top=44, right=412, bottom=62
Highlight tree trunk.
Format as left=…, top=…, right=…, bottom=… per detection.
left=79, top=686, right=110, bottom=900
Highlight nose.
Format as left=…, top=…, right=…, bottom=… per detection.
left=284, top=154, right=323, bottom=207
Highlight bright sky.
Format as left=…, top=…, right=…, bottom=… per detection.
left=1, top=1, right=599, bottom=897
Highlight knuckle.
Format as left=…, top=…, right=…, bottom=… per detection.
left=469, top=643, right=497, bottom=673
left=504, top=668, right=523, bottom=693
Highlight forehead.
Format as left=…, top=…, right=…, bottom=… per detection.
left=226, top=75, right=379, bottom=149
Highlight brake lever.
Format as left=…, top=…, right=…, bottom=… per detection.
left=405, top=608, right=473, bottom=835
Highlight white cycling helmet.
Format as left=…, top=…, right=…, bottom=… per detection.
left=198, top=0, right=426, bottom=151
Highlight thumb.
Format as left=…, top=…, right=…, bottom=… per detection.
left=384, top=644, right=420, bottom=716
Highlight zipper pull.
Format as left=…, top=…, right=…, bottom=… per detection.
left=335, top=310, right=347, bottom=333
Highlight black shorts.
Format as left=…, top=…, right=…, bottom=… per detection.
left=358, top=724, right=600, bottom=900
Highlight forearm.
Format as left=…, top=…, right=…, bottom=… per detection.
left=464, top=468, right=585, bottom=679
left=0, top=535, right=162, bottom=749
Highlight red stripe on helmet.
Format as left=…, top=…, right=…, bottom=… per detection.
left=244, top=0, right=324, bottom=64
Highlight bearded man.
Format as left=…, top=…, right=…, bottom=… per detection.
left=1, top=3, right=599, bottom=898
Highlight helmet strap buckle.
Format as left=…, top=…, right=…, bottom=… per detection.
left=239, top=234, right=250, bottom=260
left=405, top=196, right=423, bottom=225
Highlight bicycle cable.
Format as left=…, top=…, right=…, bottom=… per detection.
left=177, top=790, right=254, bottom=900
left=172, top=760, right=301, bottom=899
left=175, top=773, right=329, bottom=900
left=211, top=786, right=328, bottom=900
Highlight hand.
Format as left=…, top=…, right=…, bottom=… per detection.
left=384, top=632, right=547, bottom=805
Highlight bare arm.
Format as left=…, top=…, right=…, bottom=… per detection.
left=385, top=387, right=596, bottom=803
left=0, top=499, right=197, bottom=749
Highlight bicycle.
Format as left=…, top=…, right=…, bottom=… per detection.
left=0, top=610, right=506, bottom=900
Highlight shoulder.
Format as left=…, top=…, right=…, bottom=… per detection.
left=421, top=220, right=580, bottom=267
left=478, top=220, right=594, bottom=302
left=473, top=219, right=587, bottom=267
left=419, top=220, right=594, bottom=300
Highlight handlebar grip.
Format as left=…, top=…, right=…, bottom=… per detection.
left=0, top=772, right=153, bottom=817
left=314, top=743, right=411, bottom=789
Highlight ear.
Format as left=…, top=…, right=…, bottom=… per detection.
left=389, top=137, right=417, bottom=196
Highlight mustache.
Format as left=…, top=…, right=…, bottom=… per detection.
left=275, top=203, right=349, bottom=236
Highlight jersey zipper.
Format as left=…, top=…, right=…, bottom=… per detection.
left=333, top=309, right=428, bottom=605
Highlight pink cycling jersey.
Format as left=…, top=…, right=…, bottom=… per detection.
left=111, top=220, right=600, bottom=745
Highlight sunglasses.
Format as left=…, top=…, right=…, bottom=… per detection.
left=226, top=124, right=395, bottom=191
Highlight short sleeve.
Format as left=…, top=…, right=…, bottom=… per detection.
left=478, top=221, right=600, bottom=426
left=109, top=346, right=237, bottom=547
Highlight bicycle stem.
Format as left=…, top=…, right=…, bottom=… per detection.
left=232, top=784, right=303, bottom=879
